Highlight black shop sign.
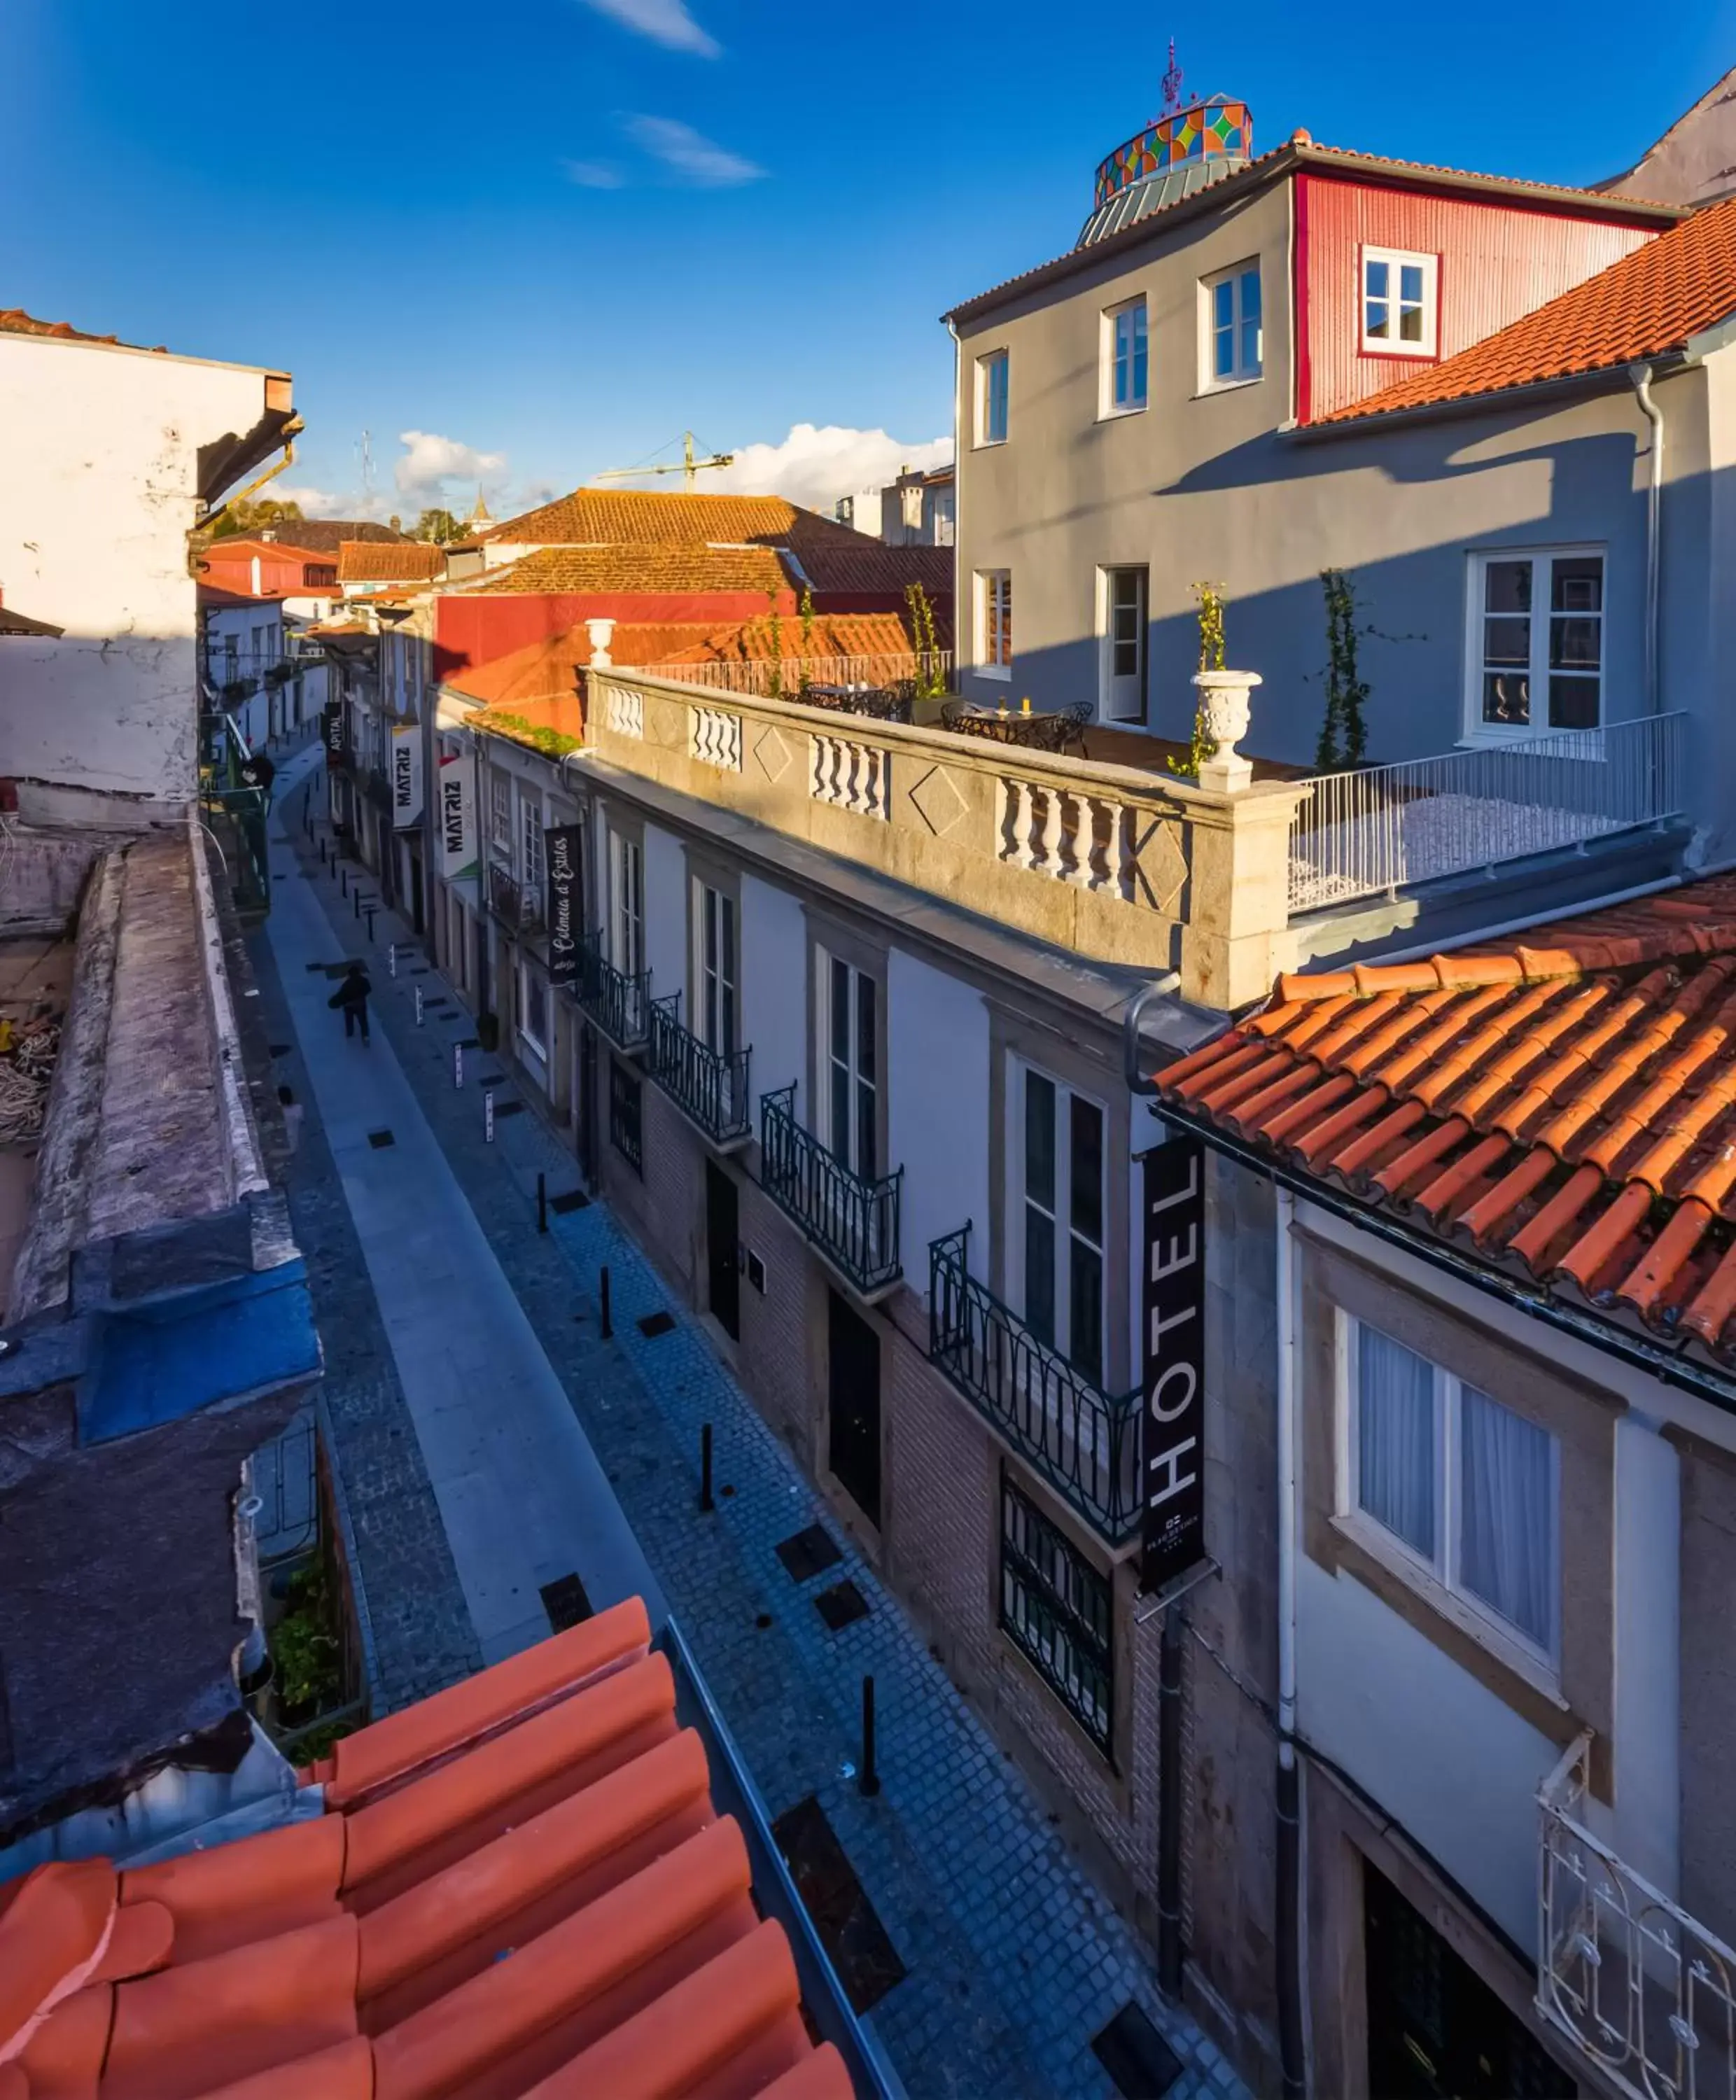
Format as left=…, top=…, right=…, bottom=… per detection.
left=545, top=822, right=582, bottom=985
left=1140, top=1133, right=1206, bottom=1594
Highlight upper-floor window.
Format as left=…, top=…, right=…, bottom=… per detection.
left=1362, top=247, right=1438, bottom=357
left=609, top=830, right=643, bottom=977
left=977, top=569, right=1012, bottom=678
left=1103, top=296, right=1148, bottom=415
left=1343, top=1316, right=1558, bottom=1663
left=489, top=772, right=512, bottom=858
left=1471, top=548, right=1604, bottom=733
left=305, top=563, right=337, bottom=589
left=692, top=880, right=738, bottom=1054
left=819, top=954, right=878, bottom=1177
left=520, top=791, right=545, bottom=892
left=1013, top=1063, right=1105, bottom=1387
left=977, top=349, right=1009, bottom=446
left=1203, top=262, right=1262, bottom=386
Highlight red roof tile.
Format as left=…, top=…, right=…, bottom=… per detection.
left=467, top=543, right=792, bottom=596
left=475, top=488, right=869, bottom=552
left=1152, top=876, right=1736, bottom=1367
left=0, top=309, right=167, bottom=352
left=0, top=1600, right=853, bottom=2100
left=337, top=542, right=444, bottom=584
left=1320, top=193, right=1736, bottom=424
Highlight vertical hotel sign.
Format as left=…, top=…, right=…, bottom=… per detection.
left=1140, top=1133, right=1206, bottom=1593
left=545, top=822, right=582, bottom=985
left=438, top=750, right=477, bottom=882
left=391, top=725, right=424, bottom=828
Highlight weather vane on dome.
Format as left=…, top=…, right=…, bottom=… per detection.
left=1158, top=38, right=1184, bottom=118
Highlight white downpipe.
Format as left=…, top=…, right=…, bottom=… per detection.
left=1276, top=1183, right=1298, bottom=1746
left=1628, top=361, right=1664, bottom=719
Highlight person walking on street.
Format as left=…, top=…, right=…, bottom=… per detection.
left=328, top=961, right=373, bottom=1045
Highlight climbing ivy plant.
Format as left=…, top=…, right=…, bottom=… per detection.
left=797, top=587, right=816, bottom=698
left=1315, top=569, right=1371, bottom=771
left=762, top=587, right=785, bottom=699
left=1167, top=581, right=1227, bottom=780
left=904, top=581, right=947, bottom=699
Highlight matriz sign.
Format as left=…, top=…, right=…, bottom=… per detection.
left=1141, top=1133, right=1206, bottom=1593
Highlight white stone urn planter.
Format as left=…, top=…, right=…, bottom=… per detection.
left=1191, top=668, right=1262, bottom=792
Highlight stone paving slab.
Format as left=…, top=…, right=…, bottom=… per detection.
left=269, top=766, right=1246, bottom=2100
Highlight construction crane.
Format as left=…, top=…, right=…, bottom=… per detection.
left=591, top=430, right=734, bottom=493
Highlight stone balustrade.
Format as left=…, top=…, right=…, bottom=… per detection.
left=586, top=668, right=1312, bottom=1009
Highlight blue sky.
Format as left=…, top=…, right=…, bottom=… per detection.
left=5, top=0, right=1732, bottom=518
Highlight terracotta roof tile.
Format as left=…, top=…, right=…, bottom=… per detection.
left=477, top=487, right=869, bottom=552
left=1320, top=193, right=1736, bottom=424
left=337, top=541, right=444, bottom=584
left=468, top=543, right=792, bottom=596
left=0, top=309, right=167, bottom=352
left=0, top=1600, right=852, bottom=2100
left=1152, top=874, right=1736, bottom=1370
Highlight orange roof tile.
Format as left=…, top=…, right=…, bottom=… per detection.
left=1320, top=193, right=1736, bottom=425
left=475, top=487, right=869, bottom=553
left=468, top=543, right=792, bottom=596
left=0, top=1600, right=854, bottom=2100
left=337, top=542, right=444, bottom=584
left=657, top=611, right=925, bottom=664
left=1152, top=876, right=1736, bottom=1368
left=0, top=309, right=167, bottom=352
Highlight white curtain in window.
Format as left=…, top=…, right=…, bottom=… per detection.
left=1357, top=1326, right=1436, bottom=1559
left=1459, top=1385, right=1553, bottom=1648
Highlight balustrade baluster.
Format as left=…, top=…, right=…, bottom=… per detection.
left=1038, top=788, right=1064, bottom=877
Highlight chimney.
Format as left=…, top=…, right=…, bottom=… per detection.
left=586, top=617, right=615, bottom=669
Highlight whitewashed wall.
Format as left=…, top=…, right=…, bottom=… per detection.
left=888, top=946, right=990, bottom=1290
left=0, top=333, right=276, bottom=803
left=643, top=822, right=687, bottom=1007
left=741, top=873, right=807, bottom=1138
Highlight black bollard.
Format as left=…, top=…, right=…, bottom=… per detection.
left=700, top=1424, right=715, bottom=1513
left=352, top=886, right=360, bottom=920
left=341, top=866, right=349, bottom=898
left=598, top=1266, right=612, bottom=1338
left=537, top=1172, right=548, bottom=1233
left=366, top=907, right=375, bottom=941
left=319, top=836, right=326, bottom=864
left=859, top=1676, right=881, bottom=1797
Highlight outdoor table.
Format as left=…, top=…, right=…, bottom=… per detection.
left=940, top=699, right=1092, bottom=755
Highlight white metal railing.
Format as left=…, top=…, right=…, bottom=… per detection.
left=1289, top=712, right=1687, bottom=912
left=1538, top=1732, right=1736, bottom=2100
left=653, top=651, right=951, bottom=699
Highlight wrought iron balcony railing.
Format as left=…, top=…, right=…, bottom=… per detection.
left=487, top=860, right=542, bottom=932
left=758, top=1086, right=902, bottom=1296
left=928, top=1226, right=1139, bottom=1546
left=1538, top=1730, right=1736, bottom=2100
left=572, top=928, right=650, bottom=1050
left=647, top=993, right=751, bottom=1147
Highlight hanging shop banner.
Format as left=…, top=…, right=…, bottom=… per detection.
left=545, top=822, right=582, bottom=985
left=391, top=724, right=424, bottom=828
left=438, top=750, right=477, bottom=882
left=321, top=701, right=347, bottom=766
left=1140, top=1132, right=1207, bottom=1595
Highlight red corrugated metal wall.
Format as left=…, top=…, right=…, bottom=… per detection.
left=1297, top=174, right=1658, bottom=421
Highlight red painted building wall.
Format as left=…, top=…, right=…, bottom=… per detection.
left=1296, top=174, right=1660, bottom=423
left=433, top=587, right=800, bottom=681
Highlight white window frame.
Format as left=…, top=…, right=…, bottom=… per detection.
left=690, top=879, right=738, bottom=1055
left=1360, top=246, right=1438, bottom=358
left=1100, top=295, right=1149, bottom=418
left=1462, top=545, right=1606, bottom=741
left=519, top=787, right=545, bottom=892
left=976, top=568, right=1012, bottom=680
left=1098, top=565, right=1148, bottom=723
left=976, top=349, right=1009, bottom=447
left=1334, top=1312, right=1562, bottom=1686
left=489, top=771, right=512, bottom=860
left=519, top=960, right=549, bottom=1057
left=1199, top=260, right=1264, bottom=389
left=816, top=952, right=879, bottom=1178
left=1008, top=1058, right=1107, bottom=1388
left=608, top=829, right=643, bottom=978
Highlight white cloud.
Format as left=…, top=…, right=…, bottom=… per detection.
left=563, top=158, right=626, bottom=188
left=577, top=0, right=718, bottom=55
left=393, top=430, right=509, bottom=512
left=624, top=115, right=764, bottom=188
left=272, top=483, right=343, bottom=517
left=708, top=424, right=953, bottom=514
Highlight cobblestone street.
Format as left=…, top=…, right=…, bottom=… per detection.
left=253, top=747, right=1245, bottom=2100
